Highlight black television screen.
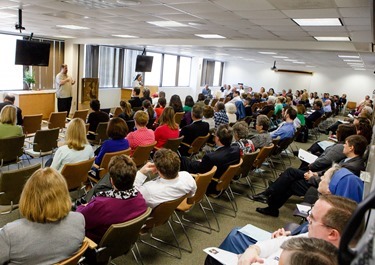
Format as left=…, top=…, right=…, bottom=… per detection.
left=15, top=39, right=51, bottom=66
left=135, top=55, right=153, bottom=72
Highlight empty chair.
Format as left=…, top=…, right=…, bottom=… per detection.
left=24, top=128, right=60, bottom=165
left=22, top=114, right=42, bottom=137
left=43, top=111, right=67, bottom=130
left=132, top=141, right=156, bottom=167
left=0, top=163, right=41, bottom=214
left=56, top=240, right=89, bottom=265
left=67, top=109, right=89, bottom=122
left=0, top=135, right=25, bottom=170
left=88, top=122, right=109, bottom=145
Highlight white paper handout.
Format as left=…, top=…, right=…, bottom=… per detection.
left=238, top=224, right=272, bottom=242
left=203, top=247, right=238, bottom=265
left=298, top=149, right=318, bottom=164
left=317, top=140, right=335, bottom=151
left=296, top=204, right=312, bottom=214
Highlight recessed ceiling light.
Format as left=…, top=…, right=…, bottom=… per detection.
left=273, top=56, right=288, bottom=59
left=112, top=34, right=138, bottom=38
left=353, top=68, right=366, bottom=71
left=148, top=21, right=188, bottom=27
left=306, top=65, right=316, bottom=68
left=195, top=34, right=226, bottom=39
left=293, top=18, right=342, bottom=26
left=56, top=25, right=89, bottom=30
left=283, top=59, right=298, bottom=62
left=293, top=61, right=306, bottom=64
left=314, top=36, right=351, bottom=41
left=188, top=22, right=204, bottom=26
left=338, top=55, right=360, bottom=59
left=343, top=59, right=362, bottom=62
left=54, top=35, right=76, bottom=39
left=258, top=51, right=277, bottom=55
left=347, top=62, right=364, bottom=65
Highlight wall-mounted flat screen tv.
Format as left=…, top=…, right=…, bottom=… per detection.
left=15, top=39, right=51, bottom=66
left=135, top=55, right=153, bottom=72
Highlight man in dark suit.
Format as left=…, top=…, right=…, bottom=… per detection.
left=180, top=124, right=241, bottom=194
left=0, top=93, right=23, bottom=125
left=129, top=87, right=142, bottom=109
left=179, top=104, right=210, bottom=156
left=251, top=134, right=368, bottom=217
left=305, top=100, right=324, bottom=129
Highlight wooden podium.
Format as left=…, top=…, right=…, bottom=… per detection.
left=80, top=78, right=99, bottom=109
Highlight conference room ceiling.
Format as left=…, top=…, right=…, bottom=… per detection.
left=0, top=0, right=374, bottom=70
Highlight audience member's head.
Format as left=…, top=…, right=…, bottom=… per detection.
left=279, top=237, right=338, bottom=265
left=317, top=164, right=342, bottom=195
left=142, top=87, right=150, bottom=98
left=336, top=124, right=356, bottom=143
left=153, top=148, right=180, bottom=179
left=0, top=105, right=17, bottom=125
left=107, top=117, right=128, bottom=140
left=157, top=97, right=167, bottom=108
left=169, top=94, right=183, bottom=112
left=65, top=118, right=88, bottom=150
left=314, top=101, right=323, bottom=110
left=19, top=167, right=71, bottom=223
left=296, top=104, right=305, bottom=115
left=232, top=121, right=249, bottom=140
left=184, top=95, right=195, bottom=108
left=120, top=100, right=132, bottom=116
left=134, top=110, right=149, bottom=127
left=159, top=91, right=166, bottom=99
left=191, top=104, right=203, bottom=120
left=285, top=106, right=297, bottom=120
left=108, top=155, right=137, bottom=191
left=159, top=106, right=178, bottom=129
left=345, top=134, right=368, bottom=157
left=197, top=93, right=206, bottom=102
left=215, top=102, right=225, bottom=112
left=225, top=103, right=237, bottom=114
left=3, top=93, right=15, bottom=104
left=203, top=105, right=214, bottom=119
left=216, top=124, right=233, bottom=146
left=256, top=114, right=270, bottom=131
left=355, top=119, right=373, bottom=143
left=132, top=87, right=141, bottom=96
left=90, top=99, right=100, bottom=111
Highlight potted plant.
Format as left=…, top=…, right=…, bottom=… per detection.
left=23, top=69, right=35, bottom=90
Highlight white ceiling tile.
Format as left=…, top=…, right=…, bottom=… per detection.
left=339, top=8, right=370, bottom=18
left=350, top=31, right=373, bottom=42
left=212, top=0, right=275, bottom=11
left=272, top=30, right=310, bottom=37
left=234, top=10, right=287, bottom=19
left=342, top=18, right=371, bottom=26
left=261, top=25, right=303, bottom=32
left=307, top=31, right=349, bottom=37
left=169, top=2, right=225, bottom=13
left=268, top=0, right=336, bottom=10
left=127, top=4, right=182, bottom=14
left=282, top=9, right=340, bottom=18
left=334, top=0, right=369, bottom=8
left=249, top=19, right=296, bottom=26
left=301, top=26, right=347, bottom=32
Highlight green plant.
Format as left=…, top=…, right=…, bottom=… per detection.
left=23, top=70, right=35, bottom=86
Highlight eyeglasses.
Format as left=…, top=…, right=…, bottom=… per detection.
left=307, top=209, right=334, bottom=229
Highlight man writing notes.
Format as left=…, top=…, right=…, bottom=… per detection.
left=56, top=64, right=75, bottom=117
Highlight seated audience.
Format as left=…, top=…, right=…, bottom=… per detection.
left=228, top=90, right=242, bottom=104
left=196, top=93, right=206, bottom=107
left=214, top=102, right=229, bottom=129
left=0, top=167, right=85, bottom=264
left=181, top=124, right=241, bottom=194
left=118, top=100, right=133, bottom=121
left=225, top=103, right=237, bottom=124
left=202, top=105, right=215, bottom=130
left=305, top=101, right=324, bottom=129
left=294, top=104, right=306, bottom=129
left=126, top=111, right=155, bottom=154
left=154, top=106, right=179, bottom=149
left=253, top=98, right=275, bottom=117
left=232, top=121, right=255, bottom=155
left=274, top=96, right=284, bottom=116
left=250, top=115, right=272, bottom=150
left=0, top=93, right=23, bottom=125
left=169, top=94, right=183, bottom=113
left=140, top=87, right=152, bottom=103
left=154, top=97, right=166, bottom=123
left=179, top=105, right=210, bottom=156
left=51, top=118, right=94, bottom=172
left=87, top=99, right=109, bottom=133
left=134, top=148, right=197, bottom=208
left=77, top=155, right=147, bottom=243
left=183, top=95, right=195, bottom=113
left=270, top=106, right=296, bottom=140
left=129, top=87, right=142, bottom=108
left=0, top=105, right=23, bottom=139
left=202, top=84, right=212, bottom=99
left=142, top=99, right=156, bottom=124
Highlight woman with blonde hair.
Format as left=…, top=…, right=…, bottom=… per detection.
left=118, top=100, right=133, bottom=121
left=0, top=105, right=23, bottom=139
left=0, top=167, right=85, bottom=264
left=50, top=118, right=94, bottom=171
left=154, top=106, right=179, bottom=148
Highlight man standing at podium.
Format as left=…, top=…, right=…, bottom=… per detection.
left=56, top=64, right=75, bottom=117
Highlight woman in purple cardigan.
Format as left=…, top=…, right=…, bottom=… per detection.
left=77, top=154, right=147, bottom=243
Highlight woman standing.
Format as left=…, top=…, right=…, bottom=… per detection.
left=133, top=74, right=143, bottom=88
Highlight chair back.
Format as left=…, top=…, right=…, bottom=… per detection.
left=97, top=208, right=152, bottom=263
left=132, top=141, right=156, bottom=167
left=32, top=128, right=59, bottom=152
left=0, top=135, right=25, bottom=165
left=251, top=103, right=259, bottom=113
left=99, top=148, right=131, bottom=178
left=266, top=110, right=274, bottom=119
left=162, top=136, right=184, bottom=153
left=95, top=122, right=109, bottom=144
left=112, top=107, right=122, bottom=117
left=61, top=157, right=95, bottom=191
left=224, top=97, right=231, bottom=104
left=72, top=109, right=89, bottom=121
left=142, top=196, right=187, bottom=231
left=346, top=101, right=357, bottom=110
left=126, top=120, right=135, bottom=132
left=0, top=163, right=41, bottom=206
left=210, top=98, right=218, bottom=107
left=216, top=159, right=243, bottom=192
left=22, top=114, right=42, bottom=135
left=56, top=240, right=89, bottom=265
left=48, top=112, right=67, bottom=129
left=238, top=149, right=260, bottom=177
left=186, top=166, right=217, bottom=205
left=312, top=117, right=322, bottom=129
left=174, top=112, right=184, bottom=125
left=188, top=133, right=210, bottom=155
left=253, top=144, right=274, bottom=168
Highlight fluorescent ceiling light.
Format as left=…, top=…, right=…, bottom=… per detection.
left=0, top=12, right=16, bottom=18
left=54, top=35, right=76, bottom=39
left=354, top=68, right=366, bottom=71
left=343, top=59, right=362, bottom=62
left=338, top=55, right=360, bottom=59
left=56, top=25, right=89, bottom=30
left=347, top=62, right=364, bottom=65
left=306, top=65, right=316, bottom=68
left=148, top=21, right=188, bottom=27
left=314, top=36, right=350, bottom=41
left=195, top=34, right=226, bottom=39
left=244, top=58, right=255, bottom=61
left=293, top=18, right=342, bottom=26
left=293, top=61, right=306, bottom=64
left=112, top=34, right=138, bottom=38
left=273, top=56, right=288, bottom=59
left=258, top=51, right=277, bottom=55
left=216, top=53, right=229, bottom=56
left=283, top=59, right=298, bottom=62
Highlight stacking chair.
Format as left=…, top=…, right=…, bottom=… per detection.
left=88, top=122, right=109, bottom=146
left=0, top=163, right=41, bottom=214
left=0, top=135, right=25, bottom=170
left=24, top=128, right=60, bottom=166
left=175, top=166, right=219, bottom=233
left=180, top=133, right=210, bottom=158
left=269, top=137, right=294, bottom=172
left=224, top=97, right=231, bottom=104
left=132, top=141, right=157, bottom=168
left=233, top=149, right=260, bottom=194
left=155, top=136, right=184, bottom=153
left=140, top=195, right=191, bottom=259
left=67, top=109, right=89, bottom=122
left=56, top=240, right=89, bottom=265
left=345, top=101, right=357, bottom=114
left=22, top=114, right=42, bottom=138
left=206, top=159, right=243, bottom=218
left=86, top=208, right=152, bottom=264
left=43, top=111, right=67, bottom=131
left=210, top=98, right=218, bottom=107
left=174, top=112, right=185, bottom=125
left=248, top=144, right=274, bottom=189
left=310, top=117, right=322, bottom=140
left=61, top=157, right=95, bottom=198
left=88, top=148, right=131, bottom=185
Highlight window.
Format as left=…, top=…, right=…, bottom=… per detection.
left=98, top=46, right=121, bottom=88
left=144, top=52, right=162, bottom=86
left=178, top=56, right=191, bottom=86
left=201, top=59, right=223, bottom=86
left=123, top=49, right=141, bottom=87
left=162, top=54, right=177, bottom=86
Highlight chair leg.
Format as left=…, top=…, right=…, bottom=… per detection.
left=131, top=243, right=144, bottom=265
left=175, top=204, right=213, bottom=234
left=203, top=195, right=220, bottom=232
left=173, top=212, right=193, bottom=253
